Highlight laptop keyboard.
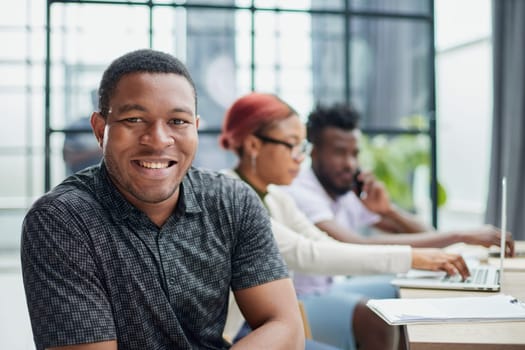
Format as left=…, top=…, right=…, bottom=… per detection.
left=442, top=266, right=493, bottom=284
left=468, top=267, right=488, bottom=284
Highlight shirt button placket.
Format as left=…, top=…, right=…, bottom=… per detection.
left=157, top=227, right=182, bottom=299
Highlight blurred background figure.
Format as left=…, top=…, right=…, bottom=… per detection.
left=62, top=90, right=103, bottom=175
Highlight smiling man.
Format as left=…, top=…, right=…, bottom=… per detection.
left=21, top=49, right=303, bottom=350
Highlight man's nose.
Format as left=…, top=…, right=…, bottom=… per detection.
left=343, top=155, right=358, bottom=170
left=140, top=121, right=174, bottom=148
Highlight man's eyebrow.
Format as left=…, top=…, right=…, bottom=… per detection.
left=116, top=104, right=147, bottom=114
left=114, top=104, right=194, bottom=116
left=170, top=107, right=194, bottom=115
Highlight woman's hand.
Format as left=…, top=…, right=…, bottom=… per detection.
left=412, top=248, right=470, bottom=280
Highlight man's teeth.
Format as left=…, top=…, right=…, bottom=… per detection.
left=139, top=161, right=169, bottom=169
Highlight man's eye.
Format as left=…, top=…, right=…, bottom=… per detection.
left=169, top=119, right=187, bottom=125
left=124, top=117, right=143, bottom=123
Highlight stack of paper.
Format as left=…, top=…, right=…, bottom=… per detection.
left=366, top=294, right=525, bottom=325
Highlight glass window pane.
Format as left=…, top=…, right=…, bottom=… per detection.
left=50, top=133, right=70, bottom=187
left=49, top=83, right=67, bottom=130
left=152, top=7, right=186, bottom=55
left=154, top=0, right=188, bottom=3
left=49, top=5, right=138, bottom=131
left=234, top=10, right=252, bottom=67
left=29, top=0, right=47, bottom=27
left=0, top=31, right=28, bottom=60
left=279, top=67, right=312, bottom=93
left=28, top=92, right=45, bottom=148
left=254, top=66, right=277, bottom=91
left=278, top=12, right=311, bottom=67
left=50, top=4, right=150, bottom=63
left=253, top=11, right=313, bottom=102
left=350, top=0, right=432, bottom=15
left=437, top=41, right=493, bottom=218
left=50, top=65, right=103, bottom=128
left=194, top=133, right=236, bottom=171
left=311, top=14, right=346, bottom=106
left=0, top=93, right=28, bottom=148
left=0, top=2, right=28, bottom=26
left=309, top=0, right=345, bottom=10
left=236, top=66, right=251, bottom=94
left=29, top=62, right=46, bottom=90
left=435, top=0, right=491, bottom=50
left=254, top=0, right=344, bottom=10
left=30, top=29, right=47, bottom=62
left=0, top=64, right=28, bottom=88
left=0, top=209, right=27, bottom=250
left=186, top=8, right=238, bottom=128
left=235, top=0, right=251, bottom=7
left=0, top=154, right=29, bottom=203
left=186, top=0, right=236, bottom=5
left=349, top=18, right=431, bottom=129
left=279, top=92, right=313, bottom=122
left=254, top=34, right=277, bottom=66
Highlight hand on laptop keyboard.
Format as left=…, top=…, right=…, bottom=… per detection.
left=412, top=248, right=471, bottom=280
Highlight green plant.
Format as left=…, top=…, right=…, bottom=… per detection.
left=359, top=115, right=447, bottom=212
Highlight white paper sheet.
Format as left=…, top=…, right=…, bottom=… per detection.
left=366, top=294, right=525, bottom=325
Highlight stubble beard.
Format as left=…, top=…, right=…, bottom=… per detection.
left=316, top=165, right=352, bottom=197
left=104, top=152, right=181, bottom=205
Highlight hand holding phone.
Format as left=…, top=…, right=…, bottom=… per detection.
left=352, top=169, right=364, bottom=197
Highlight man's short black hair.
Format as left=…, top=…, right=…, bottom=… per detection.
left=98, top=49, right=197, bottom=118
left=306, top=103, right=360, bottom=145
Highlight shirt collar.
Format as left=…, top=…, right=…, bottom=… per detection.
left=94, top=162, right=202, bottom=223
left=180, top=168, right=203, bottom=215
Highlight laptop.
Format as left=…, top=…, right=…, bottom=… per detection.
left=391, top=177, right=507, bottom=292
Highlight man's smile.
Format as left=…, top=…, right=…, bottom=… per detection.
left=136, top=160, right=176, bottom=169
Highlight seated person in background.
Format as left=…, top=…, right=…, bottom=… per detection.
left=62, top=89, right=103, bottom=175
left=219, top=92, right=471, bottom=350
left=284, top=103, right=515, bottom=316
left=21, top=49, right=304, bottom=350
left=62, top=115, right=103, bottom=175
left=286, top=103, right=514, bottom=252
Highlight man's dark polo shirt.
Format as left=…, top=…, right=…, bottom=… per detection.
left=21, top=163, right=288, bottom=349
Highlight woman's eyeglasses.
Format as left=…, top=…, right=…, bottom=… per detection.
left=254, top=134, right=312, bottom=160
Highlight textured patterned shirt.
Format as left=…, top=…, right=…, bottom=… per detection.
left=21, top=163, right=288, bottom=350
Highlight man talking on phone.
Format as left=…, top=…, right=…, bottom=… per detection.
left=285, top=103, right=514, bottom=251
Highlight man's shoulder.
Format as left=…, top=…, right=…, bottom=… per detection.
left=186, top=167, right=250, bottom=194
left=29, top=168, right=100, bottom=214
left=286, top=167, right=325, bottom=200
left=185, top=168, right=263, bottom=219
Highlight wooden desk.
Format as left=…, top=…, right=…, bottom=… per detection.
left=401, top=267, right=525, bottom=349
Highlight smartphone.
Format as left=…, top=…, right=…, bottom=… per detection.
left=352, top=169, right=364, bottom=197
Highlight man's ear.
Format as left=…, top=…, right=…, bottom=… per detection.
left=195, top=114, right=200, bottom=129
left=91, top=112, right=106, bottom=148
